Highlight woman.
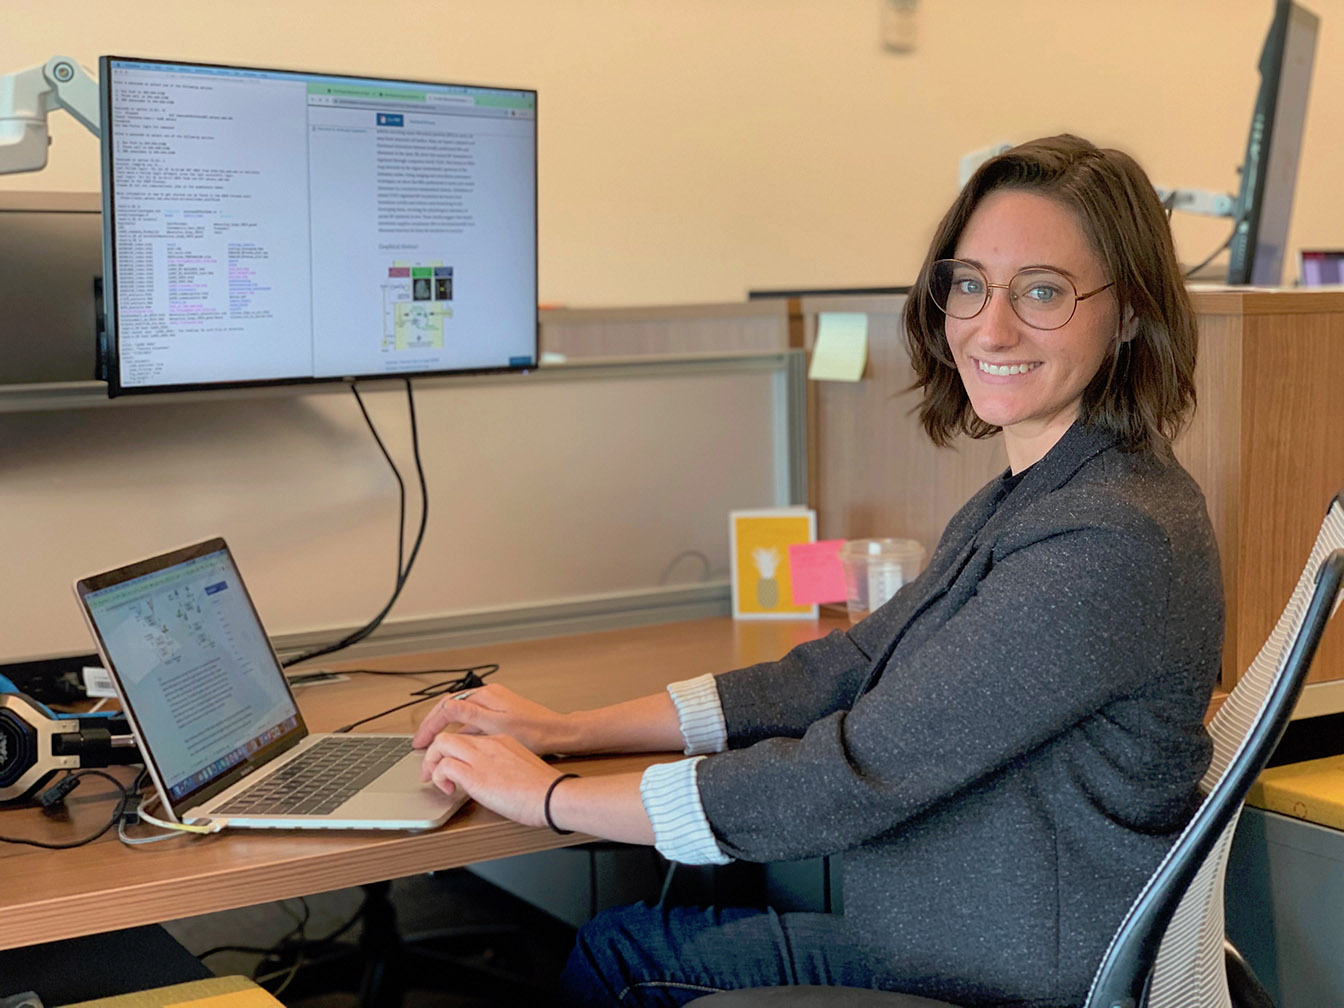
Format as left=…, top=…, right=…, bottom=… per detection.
left=413, top=135, right=1224, bottom=1007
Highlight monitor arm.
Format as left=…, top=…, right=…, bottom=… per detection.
left=0, top=55, right=100, bottom=174
left=959, top=142, right=1236, bottom=221
left=1154, top=187, right=1236, bottom=219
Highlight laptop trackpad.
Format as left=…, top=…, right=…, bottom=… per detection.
left=337, top=753, right=465, bottom=818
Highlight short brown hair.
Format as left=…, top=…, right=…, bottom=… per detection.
left=903, top=134, right=1198, bottom=453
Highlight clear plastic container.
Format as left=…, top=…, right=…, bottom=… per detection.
left=837, top=538, right=926, bottom=623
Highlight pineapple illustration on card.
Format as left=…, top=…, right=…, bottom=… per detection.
left=730, top=508, right=817, bottom=619
left=753, top=547, right=781, bottom=608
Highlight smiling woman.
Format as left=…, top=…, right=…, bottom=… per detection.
left=414, top=135, right=1224, bottom=1008
left=905, top=134, right=1199, bottom=469
left=941, top=190, right=1123, bottom=471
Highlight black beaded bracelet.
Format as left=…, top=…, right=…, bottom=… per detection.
left=544, top=772, right=579, bottom=835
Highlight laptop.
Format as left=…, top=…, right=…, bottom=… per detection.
left=74, top=536, right=466, bottom=831
left=1298, top=248, right=1344, bottom=286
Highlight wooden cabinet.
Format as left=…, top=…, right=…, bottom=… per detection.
left=799, top=289, right=1344, bottom=697
left=1180, top=290, right=1344, bottom=697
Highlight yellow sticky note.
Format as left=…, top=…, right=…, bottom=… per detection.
left=807, top=312, right=868, bottom=382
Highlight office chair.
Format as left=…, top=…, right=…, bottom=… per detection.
left=689, top=491, right=1344, bottom=1008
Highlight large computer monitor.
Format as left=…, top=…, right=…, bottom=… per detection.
left=1226, top=1, right=1318, bottom=286
left=0, top=191, right=102, bottom=385
left=98, top=57, right=538, bottom=397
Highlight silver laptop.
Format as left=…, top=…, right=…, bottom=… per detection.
left=74, top=536, right=466, bottom=831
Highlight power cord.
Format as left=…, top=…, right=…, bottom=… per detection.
left=128, top=795, right=224, bottom=838
left=0, top=768, right=141, bottom=849
left=330, top=664, right=499, bottom=733
left=353, top=381, right=408, bottom=582
left=197, top=892, right=366, bottom=997
left=251, top=898, right=316, bottom=998
left=282, top=378, right=429, bottom=669
left=1184, top=220, right=1239, bottom=279
left=658, top=549, right=714, bottom=585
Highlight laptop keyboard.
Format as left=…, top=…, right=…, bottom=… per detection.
left=214, top=735, right=415, bottom=817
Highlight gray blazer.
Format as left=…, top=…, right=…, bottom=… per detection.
left=698, top=422, right=1224, bottom=1007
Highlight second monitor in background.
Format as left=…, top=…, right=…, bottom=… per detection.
left=1226, top=1, right=1319, bottom=287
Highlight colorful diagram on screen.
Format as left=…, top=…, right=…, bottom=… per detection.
left=382, top=263, right=454, bottom=350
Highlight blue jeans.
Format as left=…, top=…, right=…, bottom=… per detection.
left=556, top=902, right=888, bottom=1006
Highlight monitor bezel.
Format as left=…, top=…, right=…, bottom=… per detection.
left=1225, top=1, right=1318, bottom=287
left=98, top=55, right=539, bottom=398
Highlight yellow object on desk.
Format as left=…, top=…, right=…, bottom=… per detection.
left=61, top=976, right=281, bottom=1008
left=1246, top=754, right=1344, bottom=829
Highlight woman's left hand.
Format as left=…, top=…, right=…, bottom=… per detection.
left=419, top=729, right=559, bottom=828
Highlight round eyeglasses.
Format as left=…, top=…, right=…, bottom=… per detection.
left=930, top=259, right=1114, bottom=331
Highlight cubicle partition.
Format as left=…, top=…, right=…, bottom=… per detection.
left=790, top=289, right=1344, bottom=699
left=3, top=218, right=1340, bottom=705
left=0, top=195, right=810, bottom=670
left=540, top=300, right=803, bottom=360
left=539, top=289, right=1343, bottom=698
left=0, top=354, right=806, bottom=665
left=794, top=290, right=1344, bottom=696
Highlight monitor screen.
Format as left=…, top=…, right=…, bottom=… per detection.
left=98, top=57, right=538, bottom=396
left=0, top=191, right=103, bottom=385
left=1298, top=248, right=1344, bottom=286
left=1226, top=1, right=1318, bottom=287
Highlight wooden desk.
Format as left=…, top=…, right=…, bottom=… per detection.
left=0, top=617, right=839, bottom=952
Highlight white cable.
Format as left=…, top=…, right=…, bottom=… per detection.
left=138, top=804, right=223, bottom=834
left=117, top=819, right=179, bottom=845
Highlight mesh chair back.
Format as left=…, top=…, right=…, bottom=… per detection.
left=1087, top=494, right=1344, bottom=1008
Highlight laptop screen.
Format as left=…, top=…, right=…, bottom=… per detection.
left=1299, top=249, right=1344, bottom=286
left=77, top=538, right=306, bottom=810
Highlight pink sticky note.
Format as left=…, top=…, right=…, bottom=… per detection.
left=788, top=540, right=848, bottom=606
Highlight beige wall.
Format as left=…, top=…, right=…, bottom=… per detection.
left=0, top=360, right=794, bottom=663
left=1, top=0, right=1340, bottom=306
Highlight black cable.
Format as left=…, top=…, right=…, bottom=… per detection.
left=201, top=888, right=369, bottom=993
left=351, top=382, right=407, bottom=583
left=1184, top=220, right=1239, bottom=279
left=293, top=663, right=501, bottom=682
left=198, top=891, right=363, bottom=964
left=0, top=769, right=136, bottom=849
left=333, top=664, right=498, bottom=733
left=282, top=379, right=429, bottom=668
left=658, top=549, right=713, bottom=586
left=253, top=899, right=314, bottom=995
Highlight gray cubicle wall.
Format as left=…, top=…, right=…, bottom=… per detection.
left=0, top=354, right=805, bottom=664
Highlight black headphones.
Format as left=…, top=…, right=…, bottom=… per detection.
left=0, top=676, right=140, bottom=803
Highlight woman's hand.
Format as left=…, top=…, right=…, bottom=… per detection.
left=420, top=728, right=655, bottom=844
left=412, top=683, right=574, bottom=755
left=418, top=729, right=560, bottom=828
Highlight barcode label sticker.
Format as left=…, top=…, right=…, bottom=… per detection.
left=82, top=666, right=117, bottom=698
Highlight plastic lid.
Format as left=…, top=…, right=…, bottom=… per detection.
left=839, top=537, right=924, bottom=559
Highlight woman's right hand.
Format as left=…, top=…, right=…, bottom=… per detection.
left=411, top=683, right=575, bottom=755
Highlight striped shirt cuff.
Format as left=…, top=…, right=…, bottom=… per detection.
left=640, top=757, right=733, bottom=865
left=668, top=673, right=728, bottom=756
